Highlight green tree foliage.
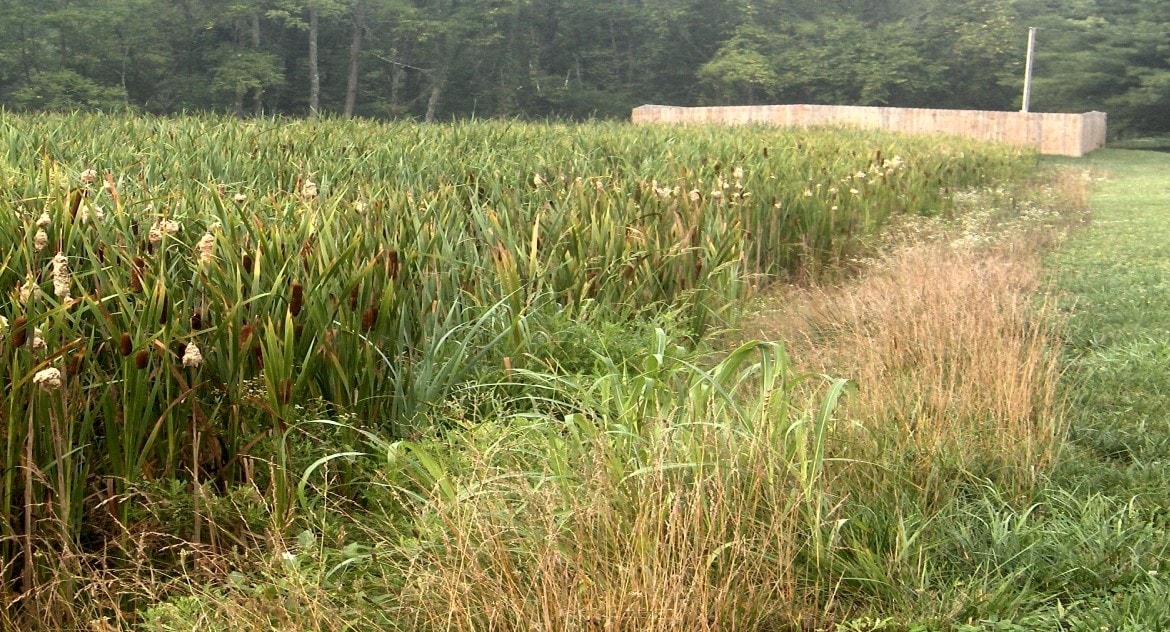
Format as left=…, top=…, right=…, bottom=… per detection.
left=0, top=0, right=1164, bottom=134
left=1020, top=0, right=1170, bottom=135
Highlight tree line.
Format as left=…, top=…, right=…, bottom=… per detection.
left=0, top=0, right=1166, bottom=135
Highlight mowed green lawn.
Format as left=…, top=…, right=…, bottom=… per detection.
left=1029, top=149, right=1170, bottom=629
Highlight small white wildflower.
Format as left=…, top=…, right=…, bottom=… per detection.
left=33, top=367, right=62, bottom=390
left=181, top=343, right=203, bottom=368
left=828, top=187, right=838, bottom=195
left=34, top=229, right=49, bottom=252
left=849, top=188, right=860, bottom=195
left=830, top=205, right=839, bottom=212
left=856, top=171, right=867, bottom=179
left=803, top=189, right=813, bottom=197
left=196, top=232, right=215, bottom=264
left=233, top=193, right=248, bottom=203
left=773, top=200, right=782, bottom=209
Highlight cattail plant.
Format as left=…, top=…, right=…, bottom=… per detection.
left=0, top=112, right=1036, bottom=625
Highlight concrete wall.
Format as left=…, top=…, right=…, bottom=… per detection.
left=632, top=104, right=1107, bottom=157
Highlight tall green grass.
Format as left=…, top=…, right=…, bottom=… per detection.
left=0, top=112, right=1035, bottom=623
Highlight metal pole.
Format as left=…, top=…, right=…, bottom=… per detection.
left=1021, top=27, right=1036, bottom=113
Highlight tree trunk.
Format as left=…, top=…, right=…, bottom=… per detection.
left=343, top=0, right=364, bottom=118
left=308, top=6, right=320, bottom=118
left=425, top=71, right=445, bottom=123
left=389, top=60, right=403, bottom=116
left=252, top=13, right=264, bottom=116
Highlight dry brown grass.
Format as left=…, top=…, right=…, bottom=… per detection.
left=740, top=168, right=1091, bottom=492
left=391, top=418, right=828, bottom=632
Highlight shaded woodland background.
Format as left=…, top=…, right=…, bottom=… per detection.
left=0, top=0, right=1166, bottom=135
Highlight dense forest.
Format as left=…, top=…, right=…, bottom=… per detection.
left=0, top=0, right=1167, bottom=135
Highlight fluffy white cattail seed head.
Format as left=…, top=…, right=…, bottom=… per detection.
left=182, top=343, right=204, bottom=368
left=33, top=367, right=62, bottom=390
left=19, top=275, right=41, bottom=303
left=148, top=219, right=180, bottom=245
left=196, top=232, right=215, bottom=264
left=52, top=252, right=71, bottom=301
left=302, top=179, right=318, bottom=199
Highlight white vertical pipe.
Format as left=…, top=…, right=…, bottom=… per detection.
left=1022, top=27, right=1036, bottom=113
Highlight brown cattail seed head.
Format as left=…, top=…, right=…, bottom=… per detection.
left=118, top=332, right=133, bottom=357
left=242, top=252, right=254, bottom=274
left=134, top=349, right=149, bottom=370
left=9, top=316, right=27, bottom=347
left=130, top=269, right=143, bottom=293
left=67, top=352, right=84, bottom=376
left=69, top=189, right=83, bottom=218
left=239, top=324, right=254, bottom=348
left=290, top=282, right=304, bottom=317
left=191, top=311, right=203, bottom=331
left=361, top=305, right=378, bottom=332
left=386, top=250, right=400, bottom=280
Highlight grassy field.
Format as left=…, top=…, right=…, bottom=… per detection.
left=6, top=114, right=1168, bottom=630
